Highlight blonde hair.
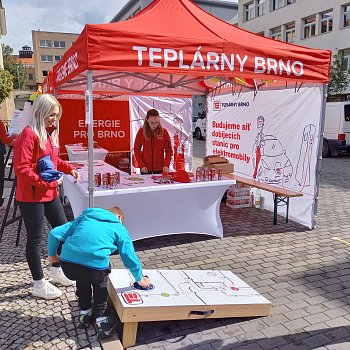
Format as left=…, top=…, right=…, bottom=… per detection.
left=143, top=108, right=164, bottom=140
left=107, top=206, right=125, bottom=223
left=29, top=94, right=62, bottom=150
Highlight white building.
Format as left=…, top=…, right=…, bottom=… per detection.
left=111, top=0, right=238, bottom=23
left=237, top=0, right=350, bottom=96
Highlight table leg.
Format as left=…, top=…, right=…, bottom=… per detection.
left=286, top=197, right=290, bottom=223
left=273, top=194, right=278, bottom=225
left=122, top=322, right=138, bottom=348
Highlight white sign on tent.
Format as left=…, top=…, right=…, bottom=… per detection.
left=207, top=86, right=323, bottom=228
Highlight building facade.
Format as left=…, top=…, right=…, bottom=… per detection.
left=0, top=0, right=15, bottom=122
left=111, top=0, right=238, bottom=26
left=238, top=0, right=350, bottom=95
left=32, top=30, right=79, bottom=85
left=13, top=46, right=36, bottom=91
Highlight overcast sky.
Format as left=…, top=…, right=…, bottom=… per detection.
left=2, top=0, right=129, bottom=53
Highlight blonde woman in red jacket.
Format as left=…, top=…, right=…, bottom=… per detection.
left=13, top=94, right=80, bottom=300
left=134, top=109, right=173, bottom=174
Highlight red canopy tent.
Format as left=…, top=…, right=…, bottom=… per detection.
left=51, top=0, right=331, bottom=206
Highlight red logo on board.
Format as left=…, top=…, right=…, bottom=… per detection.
left=122, top=292, right=143, bottom=304
left=213, top=101, right=221, bottom=111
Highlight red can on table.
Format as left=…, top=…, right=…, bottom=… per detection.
left=209, top=168, right=216, bottom=181
left=114, top=171, right=120, bottom=184
left=94, top=173, right=101, bottom=187
left=195, top=167, right=203, bottom=182
left=203, top=167, right=209, bottom=181
left=218, top=168, right=223, bottom=180
left=102, top=173, right=108, bottom=188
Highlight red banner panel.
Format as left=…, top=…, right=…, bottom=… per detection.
left=59, top=99, right=130, bottom=154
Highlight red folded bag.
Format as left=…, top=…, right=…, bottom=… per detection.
left=170, top=170, right=191, bottom=183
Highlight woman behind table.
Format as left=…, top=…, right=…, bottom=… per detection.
left=13, top=94, right=80, bottom=300
left=134, top=108, right=173, bottom=174
left=0, top=120, right=16, bottom=209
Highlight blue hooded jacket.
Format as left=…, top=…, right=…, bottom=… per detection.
left=47, top=208, right=143, bottom=281
left=37, top=155, right=63, bottom=182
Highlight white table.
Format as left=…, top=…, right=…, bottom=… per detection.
left=63, top=162, right=235, bottom=241
left=65, top=143, right=108, bottom=161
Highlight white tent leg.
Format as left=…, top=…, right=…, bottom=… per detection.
left=312, top=84, right=328, bottom=228
left=87, top=70, right=94, bottom=207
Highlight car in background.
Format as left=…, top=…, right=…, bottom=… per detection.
left=192, top=111, right=206, bottom=140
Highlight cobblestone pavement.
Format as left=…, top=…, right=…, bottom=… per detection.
left=1, top=145, right=350, bottom=349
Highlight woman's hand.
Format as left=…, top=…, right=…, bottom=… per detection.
left=137, top=276, right=151, bottom=288
left=57, top=175, right=64, bottom=186
left=48, top=255, right=60, bottom=264
left=141, top=167, right=148, bottom=174
left=71, top=169, right=80, bottom=182
left=163, top=166, right=169, bottom=174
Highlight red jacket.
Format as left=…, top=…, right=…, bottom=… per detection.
left=13, top=126, right=75, bottom=202
left=0, top=120, right=16, bottom=156
left=134, top=128, right=173, bottom=172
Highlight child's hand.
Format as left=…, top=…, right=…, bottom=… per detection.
left=48, top=255, right=60, bottom=264
left=137, top=276, right=151, bottom=288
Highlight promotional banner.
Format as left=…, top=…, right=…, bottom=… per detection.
left=207, top=86, right=323, bottom=228
left=59, top=99, right=130, bottom=153
left=129, top=96, right=192, bottom=174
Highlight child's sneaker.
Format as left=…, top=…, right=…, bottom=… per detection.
left=32, top=280, right=63, bottom=300
left=50, top=267, right=74, bottom=286
left=77, top=310, right=93, bottom=329
left=95, top=316, right=116, bottom=339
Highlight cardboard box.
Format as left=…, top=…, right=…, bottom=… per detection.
left=203, top=155, right=228, bottom=165
left=208, top=162, right=234, bottom=174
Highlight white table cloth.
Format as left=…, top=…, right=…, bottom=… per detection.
left=65, top=144, right=108, bottom=161
left=63, top=162, right=235, bottom=241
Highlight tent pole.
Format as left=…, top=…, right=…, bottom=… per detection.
left=87, top=70, right=94, bottom=207
left=312, top=84, right=327, bottom=228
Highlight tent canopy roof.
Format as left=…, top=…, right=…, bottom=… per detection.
left=53, top=0, right=331, bottom=96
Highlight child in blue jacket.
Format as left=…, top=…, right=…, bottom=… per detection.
left=47, top=206, right=150, bottom=339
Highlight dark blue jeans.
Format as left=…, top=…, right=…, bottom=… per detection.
left=0, top=154, right=4, bottom=207
left=61, top=261, right=111, bottom=318
left=18, top=197, right=67, bottom=280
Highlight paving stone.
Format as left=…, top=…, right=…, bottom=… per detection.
left=2, top=151, right=350, bottom=349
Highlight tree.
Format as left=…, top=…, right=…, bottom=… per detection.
left=2, top=44, right=27, bottom=90
left=0, top=68, right=13, bottom=103
left=327, top=51, right=350, bottom=98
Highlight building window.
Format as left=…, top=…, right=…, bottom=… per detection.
left=343, top=4, right=350, bottom=28
left=285, top=22, right=295, bottom=43
left=132, top=6, right=141, bottom=16
left=271, top=26, right=282, bottom=41
left=53, top=41, right=66, bottom=48
left=42, top=70, right=48, bottom=77
left=340, top=48, right=350, bottom=71
left=244, top=1, right=254, bottom=21
left=28, top=73, right=33, bottom=80
left=257, top=31, right=265, bottom=36
left=303, top=16, right=316, bottom=38
left=39, top=40, right=52, bottom=48
left=257, top=0, right=265, bottom=16
left=55, top=55, right=62, bottom=61
left=321, top=10, right=333, bottom=34
left=272, top=0, right=295, bottom=11
left=41, top=55, right=53, bottom=62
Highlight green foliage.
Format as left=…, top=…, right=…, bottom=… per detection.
left=327, top=51, right=350, bottom=95
left=2, top=44, right=27, bottom=90
left=0, top=68, right=13, bottom=104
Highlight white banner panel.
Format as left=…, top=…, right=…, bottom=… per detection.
left=207, top=86, right=323, bottom=228
left=129, top=96, right=193, bottom=174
